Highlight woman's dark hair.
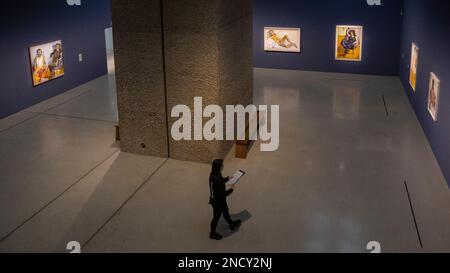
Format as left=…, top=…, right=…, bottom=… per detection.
left=211, top=159, right=223, bottom=175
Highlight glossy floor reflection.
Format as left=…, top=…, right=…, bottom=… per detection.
left=0, top=68, right=449, bottom=253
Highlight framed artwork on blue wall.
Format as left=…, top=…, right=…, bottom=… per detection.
left=264, top=27, right=301, bottom=53
left=409, top=43, right=419, bottom=91
left=427, top=72, right=440, bottom=122
left=335, top=25, right=363, bottom=62
left=29, top=40, right=64, bottom=87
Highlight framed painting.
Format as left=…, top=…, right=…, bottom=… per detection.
left=427, top=72, right=440, bottom=122
left=409, top=43, right=419, bottom=91
left=29, top=40, right=64, bottom=87
left=335, top=25, right=363, bottom=62
left=264, top=27, right=301, bottom=53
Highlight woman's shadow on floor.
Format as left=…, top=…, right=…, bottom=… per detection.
left=216, top=210, right=252, bottom=238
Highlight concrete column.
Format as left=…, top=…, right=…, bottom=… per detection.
left=112, top=0, right=253, bottom=162
left=112, top=0, right=169, bottom=157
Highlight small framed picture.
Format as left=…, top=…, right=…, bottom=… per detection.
left=409, top=43, right=419, bottom=91
left=427, top=72, right=440, bottom=122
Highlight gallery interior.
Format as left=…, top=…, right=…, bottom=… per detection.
left=0, top=0, right=449, bottom=253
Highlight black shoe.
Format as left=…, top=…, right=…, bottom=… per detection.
left=230, top=220, right=242, bottom=231
left=210, top=232, right=223, bottom=240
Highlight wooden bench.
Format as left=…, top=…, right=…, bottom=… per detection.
left=235, top=111, right=261, bottom=159
left=115, top=125, right=121, bottom=141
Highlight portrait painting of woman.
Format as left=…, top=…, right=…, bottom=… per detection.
left=264, top=27, right=301, bottom=53
left=427, top=72, right=440, bottom=122
left=336, top=25, right=363, bottom=61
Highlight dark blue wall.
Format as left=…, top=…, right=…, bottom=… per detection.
left=0, top=0, right=112, bottom=118
left=253, top=0, right=404, bottom=76
left=399, top=0, right=450, bottom=186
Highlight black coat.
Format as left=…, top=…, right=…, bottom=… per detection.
left=209, top=172, right=233, bottom=206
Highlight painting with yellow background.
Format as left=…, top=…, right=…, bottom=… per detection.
left=335, top=25, right=363, bottom=62
left=409, top=43, right=419, bottom=91
left=29, top=41, right=64, bottom=87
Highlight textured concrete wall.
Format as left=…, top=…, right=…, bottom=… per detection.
left=217, top=0, right=254, bottom=160
left=112, top=0, right=253, bottom=162
left=165, top=0, right=253, bottom=163
left=218, top=1, right=253, bottom=118
left=164, top=0, right=221, bottom=162
left=112, top=0, right=169, bottom=157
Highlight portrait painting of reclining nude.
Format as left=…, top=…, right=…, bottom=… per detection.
left=264, top=27, right=301, bottom=53
left=29, top=40, right=64, bottom=87
left=335, top=25, right=363, bottom=61
left=427, top=72, right=440, bottom=122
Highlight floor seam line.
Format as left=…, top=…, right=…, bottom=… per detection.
left=0, top=113, right=41, bottom=135
left=34, top=112, right=117, bottom=124
left=0, top=149, right=120, bottom=244
left=82, top=158, right=170, bottom=251
left=382, top=94, right=389, bottom=117
left=42, top=88, right=95, bottom=114
left=404, top=181, right=424, bottom=249
left=0, top=89, right=95, bottom=134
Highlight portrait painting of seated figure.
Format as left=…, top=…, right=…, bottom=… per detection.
left=427, top=72, right=440, bottom=122
left=336, top=25, right=363, bottom=61
left=29, top=40, right=65, bottom=87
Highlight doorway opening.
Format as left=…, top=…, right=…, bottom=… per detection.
left=105, top=27, right=115, bottom=75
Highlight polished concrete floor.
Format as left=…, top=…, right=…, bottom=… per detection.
left=0, top=65, right=449, bottom=253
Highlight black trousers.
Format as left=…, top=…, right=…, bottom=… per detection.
left=210, top=202, right=233, bottom=233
